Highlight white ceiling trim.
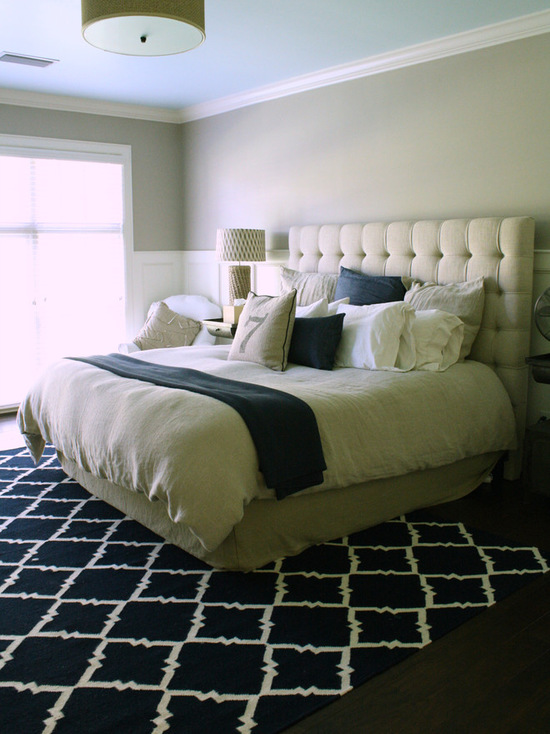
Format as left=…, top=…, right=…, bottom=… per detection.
left=0, top=88, right=182, bottom=124
left=1, top=9, right=549, bottom=125
left=179, top=8, right=550, bottom=122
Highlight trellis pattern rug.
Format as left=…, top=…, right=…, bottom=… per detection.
left=1, top=445, right=548, bottom=734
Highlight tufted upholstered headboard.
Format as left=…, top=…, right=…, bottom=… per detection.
left=288, top=217, right=535, bottom=479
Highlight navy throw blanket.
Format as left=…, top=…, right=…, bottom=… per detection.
left=69, top=354, right=326, bottom=499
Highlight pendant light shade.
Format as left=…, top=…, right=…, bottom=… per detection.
left=82, top=0, right=205, bottom=56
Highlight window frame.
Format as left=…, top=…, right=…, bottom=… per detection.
left=0, top=133, right=135, bottom=337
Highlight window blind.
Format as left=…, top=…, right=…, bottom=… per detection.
left=0, top=153, right=127, bottom=410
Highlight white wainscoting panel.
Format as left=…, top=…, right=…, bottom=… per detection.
left=131, top=252, right=184, bottom=335
left=256, top=252, right=288, bottom=296
left=180, top=251, right=220, bottom=304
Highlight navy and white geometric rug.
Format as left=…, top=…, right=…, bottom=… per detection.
left=1, top=445, right=549, bottom=734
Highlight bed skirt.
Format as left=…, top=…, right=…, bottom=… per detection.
left=59, top=451, right=501, bottom=571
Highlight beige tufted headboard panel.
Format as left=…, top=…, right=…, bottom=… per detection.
left=288, top=217, right=535, bottom=479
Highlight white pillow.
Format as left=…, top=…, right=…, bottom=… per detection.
left=411, top=309, right=464, bottom=371
left=296, top=298, right=329, bottom=318
left=335, top=302, right=416, bottom=371
left=295, top=297, right=351, bottom=318
left=327, top=297, right=350, bottom=315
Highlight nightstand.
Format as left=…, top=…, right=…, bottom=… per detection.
left=526, top=353, right=550, bottom=384
left=202, top=318, right=238, bottom=340
left=522, top=418, right=550, bottom=496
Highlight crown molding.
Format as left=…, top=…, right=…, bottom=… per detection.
left=179, top=9, right=550, bottom=122
left=1, top=9, right=549, bottom=125
left=0, top=87, right=181, bottom=124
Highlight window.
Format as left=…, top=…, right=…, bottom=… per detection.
left=0, top=136, right=134, bottom=410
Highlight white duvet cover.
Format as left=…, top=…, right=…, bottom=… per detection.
left=18, top=344, right=515, bottom=553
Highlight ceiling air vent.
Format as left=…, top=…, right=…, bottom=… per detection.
left=0, top=52, right=58, bottom=68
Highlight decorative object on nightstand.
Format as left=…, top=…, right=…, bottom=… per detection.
left=534, top=285, right=550, bottom=339
left=526, top=285, right=550, bottom=383
left=216, top=228, right=266, bottom=304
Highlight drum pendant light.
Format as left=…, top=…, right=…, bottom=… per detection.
left=81, top=0, right=205, bottom=56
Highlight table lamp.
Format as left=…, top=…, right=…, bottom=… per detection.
left=216, top=228, right=266, bottom=308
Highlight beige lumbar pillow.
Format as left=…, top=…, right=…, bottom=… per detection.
left=228, top=290, right=297, bottom=371
left=133, top=301, right=201, bottom=350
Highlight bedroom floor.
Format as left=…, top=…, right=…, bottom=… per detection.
left=2, top=413, right=549, bottom=733
left=286, top=481, right=550, bottom=734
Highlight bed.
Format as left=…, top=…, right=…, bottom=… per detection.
left=17, top=216, right=535, bottom=571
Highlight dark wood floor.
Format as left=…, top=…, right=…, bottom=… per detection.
left=285, top=481, right=550, bottom=734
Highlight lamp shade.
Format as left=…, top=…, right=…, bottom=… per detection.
left=82, top=0, right=205, bottom=56
left=216, top=229, right=266, bottom=264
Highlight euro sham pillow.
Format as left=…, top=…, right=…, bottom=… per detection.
left=334, top=266, right=407, bottom=306
left=280, top=266, right=338, bottom=306
left=404, top=277, right=484, bottom=359
left=288, top=314, right=345, bottom=370
left=335, top=302, right=416, bottom=371
left=133, top=301, right=201, bottom=351
left=228, top=290, right=297, bottom=371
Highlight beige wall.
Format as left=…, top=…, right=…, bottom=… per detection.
left=3, top=33, right=548, bottom=254
left=181, top=33, right=550, bottom=254
left=0, top=105, right=183, bottom=251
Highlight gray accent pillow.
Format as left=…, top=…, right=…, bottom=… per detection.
left=133, top=301, right=201, bottom=350
left=280, top=266, right=338, bottom=306
left=228, top=290, right=297, bottom=371
left=404, top=277, right=485, bottom=360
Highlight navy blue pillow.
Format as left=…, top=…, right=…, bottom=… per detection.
left=288, top=314, right=345, bottom=370
left=334, top=266, right=406, bottom=305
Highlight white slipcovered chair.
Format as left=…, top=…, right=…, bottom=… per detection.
left=119, top=294, right=222, bottom=353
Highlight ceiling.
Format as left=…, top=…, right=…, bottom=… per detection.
left=1, top=0, right=550, bottom=122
